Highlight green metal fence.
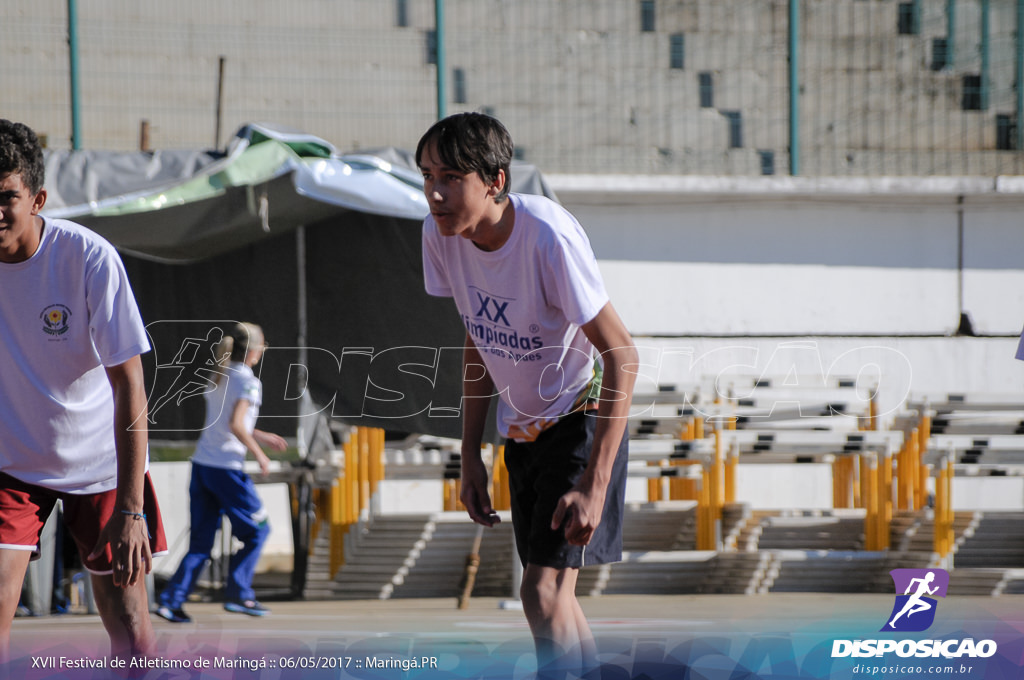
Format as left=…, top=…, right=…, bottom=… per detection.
left=2, top=0, right=1022, bottom=176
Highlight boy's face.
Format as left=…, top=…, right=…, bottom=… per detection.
left=0, top=171, right=46, bottom=263
left=419, top=140, right=502, bottom=242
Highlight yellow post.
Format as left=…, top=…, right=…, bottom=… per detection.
left=913, top=430, right=921, bottom=510
left=696, top=467, right=711, bottom=550
left=647, top=461, right=662, bottom=502
left=680, top=476, right=698, bottom=501
left=693, top=416, right=705, bottom=440
left=865, top=395, right=878, bottom=430
left=670, top=458, right=692, bottom=500
left=905, top=440, right=913, bottom=510
left=444, top=479, right=457, bottom=511
left=832, top=457, right=841, bottom=508
left=358, top=427, right=371, bottom=514
left=832, top=455, right=851, bottom=509
left=346, top=431, right=359, bottom=522
left=943, top=455, right=954, bottom=556
left=918, top=414, right=931, bottom=457
left=367, top=428, right=378, bottom=496
left=894, top=443, right=905, bottom=511
left=682, top=418, right=695, bottom=441
left=858, top=454, right=870, bottom=511
left=863, top=454, right=877, bottom=550
left=847, top=455, right=858, bottom=508
left=711, top=427, right=724, bottom=526
left=368, top=427, right=385, bottom=496
left=724, top=439, right=737, bottom=504
left=934, top=459, right=948, bottom=556
left=878, top=450, right=892, bottom=549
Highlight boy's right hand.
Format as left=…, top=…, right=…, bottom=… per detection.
left=460, top=457, right=501, bottom=527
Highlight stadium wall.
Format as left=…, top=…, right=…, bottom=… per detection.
left=549, top=174, right=1024, bottom=424
left=551, top=174, right=1024, bottom=337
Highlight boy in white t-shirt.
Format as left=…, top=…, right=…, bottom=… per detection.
left=0, top=120, right=166, bottom=661
left=418, top=113, right=638, bottom=677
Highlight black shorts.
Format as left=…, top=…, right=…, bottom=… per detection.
left=505, top=410, right=628, bottom=569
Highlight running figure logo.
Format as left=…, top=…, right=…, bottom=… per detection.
left=147, top=326, right=228, bottom=429
left=881, top=568, right=949, bottom=632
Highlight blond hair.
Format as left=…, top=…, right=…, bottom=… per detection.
left=213, top=322, right=264, bottom=382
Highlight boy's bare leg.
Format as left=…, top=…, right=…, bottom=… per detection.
left=572, top=596, right=598, bottom=676
left=521, top=564, right=596, bottom=677
left=89, top=573, right=156, bottom=659
left=0, top=550, right=32, bottom=663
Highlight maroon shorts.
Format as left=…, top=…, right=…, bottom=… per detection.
left=0, top=471, right=167, bottom=574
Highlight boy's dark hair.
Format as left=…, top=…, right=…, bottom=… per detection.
left=415, top=112, right=513, bottom=203
left=0, top=119, right=45, bottom=195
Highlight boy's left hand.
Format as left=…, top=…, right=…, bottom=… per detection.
left=88, top=511, right=153, bottom=588
left=551, top=486, right=606, bottom=546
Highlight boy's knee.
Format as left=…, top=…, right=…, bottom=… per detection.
left=520, top=571, right=568, bottom=615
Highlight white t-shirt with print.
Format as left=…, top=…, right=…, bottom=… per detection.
left=423, top=192, right=609, bottom=441
left=191, top=361, right=262, bottom=471
left=0, top=217, right=151, bottom=494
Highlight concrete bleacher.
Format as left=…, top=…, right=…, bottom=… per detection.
left=754, top=512, right=866, bottom=552
left=763, top=551, right=891, bottom=594
left=296, top=382, right=1024, bottom=602
left=620, top=501, right=698, bottom=552
left=954, top=511, right=1024, bottom=567
left=306, top=500, right=1012, bottom=601
left=307, top=513, right=515, bottom=600
left=700, top=552, right=772, bottom=594
left=941, top=511, right=1024, bottom=595
left=577, top=551, right=715, bottom=597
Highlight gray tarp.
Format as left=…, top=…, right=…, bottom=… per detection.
left=41, top=124, right=556, bottom=440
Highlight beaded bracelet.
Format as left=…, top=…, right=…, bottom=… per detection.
left=121, top=509, right=151, bottom=538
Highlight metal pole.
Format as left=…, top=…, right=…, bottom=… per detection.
left=296, top=225, right=310, bottom=458
left=1017, top=0, right=1024, bottom=150
left=435, top=0, right=447, bottom=120
left=215, top=56, right=226, bottom=149
left=981, top=0, right=990, bottom=111
left=67, top=0, right=82, bottom=149
left=788, top=0, right=800, bottom=175
left=946, top=0, right=956, bottom=68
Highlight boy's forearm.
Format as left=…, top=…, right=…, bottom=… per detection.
left=578, top=302, right=638, bottom=493
left=107, top=358, right=149, bottom=512
left=582, top=343, right=637, bottom=490
left=461, top=338, right=494, bottom=455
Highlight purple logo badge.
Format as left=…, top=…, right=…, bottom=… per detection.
left=881, top=568, right=949, bottom=632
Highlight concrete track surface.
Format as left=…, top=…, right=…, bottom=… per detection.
left=8, top=594, right=1024, bottom=679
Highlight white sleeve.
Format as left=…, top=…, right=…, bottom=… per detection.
left=85, top=241, right=151, bottom=367
left=543, top=217, right=609, bottom=327
left=240, top=375, right=262, bottom=406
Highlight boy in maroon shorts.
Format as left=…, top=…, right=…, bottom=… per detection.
left=0, top=119, right=166, bottom=661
